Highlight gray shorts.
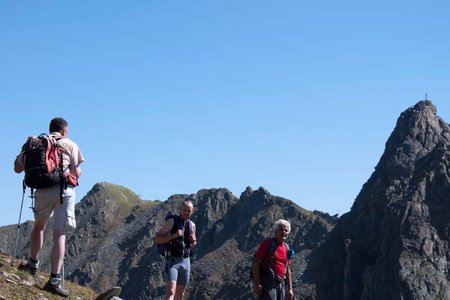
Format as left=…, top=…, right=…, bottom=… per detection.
left=163, top=256, right=191, bottom=286
left=34, top=185, right=76, bottom=231
left=259, top=270, right=287, bottom=300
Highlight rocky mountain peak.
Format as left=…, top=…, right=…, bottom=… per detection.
left=310, top=100, right=450, bottom=299
left=379, top=100, right=450, bottom=179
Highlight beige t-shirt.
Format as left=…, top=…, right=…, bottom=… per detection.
left=51, top=132, right=84, bottom=174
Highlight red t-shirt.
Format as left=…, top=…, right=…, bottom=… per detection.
left=256, top=239, right=290, bottom=277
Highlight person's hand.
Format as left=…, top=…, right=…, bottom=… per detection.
left=173, top=229, right=184, bottom=238
left=188, top=234, right=196, bottom=243
left=287, top=288, right=294, bottom=300
left=254, top=284, right=262, bottom=296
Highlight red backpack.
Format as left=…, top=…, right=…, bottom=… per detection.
left=22, top=134, right=62, bottom=189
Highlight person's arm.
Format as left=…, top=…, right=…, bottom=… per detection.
left=286, top=264, right=294, bottom=300
left=70, top=142, right=83, bottom=178
left=14, top=152, right=25, bottom=173
left=73, top=165, right=82, bottom=178
left=57, top=139, right=83, bottom=178
left=252, top=256, right=263, bottom=296
left=253, top=240, right=271, bottom=296
left=189, top=222, right=197, bottom=247
left=154, top=218, right=182, bottom=244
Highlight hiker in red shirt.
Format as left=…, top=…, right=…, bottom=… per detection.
left=253, top=219, right=294, bottom=300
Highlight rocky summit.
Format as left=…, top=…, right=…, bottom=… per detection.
left=308, top=100, right=450, bottom=300
left=1, top=100, right=449, bottom=300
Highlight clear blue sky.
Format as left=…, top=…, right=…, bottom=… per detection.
left=1, top=1, right=449, bottom=227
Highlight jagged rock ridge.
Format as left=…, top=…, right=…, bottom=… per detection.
left=1, top=183, right=336, bottom=299
left=309, top=100, right=450, bottom=299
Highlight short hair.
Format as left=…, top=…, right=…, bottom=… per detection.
left=49, top=117, right=68, bottom=133
left=181, top=200, right=194, bottom=210
left=274, top=219, right=291, bottom=234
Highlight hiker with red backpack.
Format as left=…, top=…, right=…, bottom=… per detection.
left=14, top=117, right=84, bottom=298
left=252, top=219, right=295, bottom=300
left=155, top=201, right=197, bottom=300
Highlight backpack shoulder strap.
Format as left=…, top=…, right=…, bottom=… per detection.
left=187, top=220, right=193, bottom=234
left=259, top=238, right=275, bottom=262
left=285, top=242, right=295, bottom=260
left=38, top=134, right=59, bottom=150
left=268, top=238, right=276, bottom=256
left=173, top=214, right=184, bottom=230
left=262, top=238, right=277, bottom=270
left=164, top=213, right=177, bottom=234
left=48, top=132, right=64, bottom=140
left=164, top=212, right=174, bottom=221
left=284, top=242, right=289, bottom=262
left=283, top=242, right=295, bottom=274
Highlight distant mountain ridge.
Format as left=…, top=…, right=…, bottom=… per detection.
left=0, top=183, right=336, bottom=299
left=1, top=100, right=449, bottom=299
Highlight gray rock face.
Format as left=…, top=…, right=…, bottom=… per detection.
left=309, top=101, right=450, bottom=300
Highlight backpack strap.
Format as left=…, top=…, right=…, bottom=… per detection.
left=267, top=240, right=294, bottom=274
left=164, top=212, right=174, bottom=221
left=260, top=238, right=275, bottom=270
left=48, top=132, right=63, bottom=141
left=168, top=215, right=191, bottom=240
left=186, top=220, right=194, bottom=258
left=167, top=214, right=193, bottom=258
left=285, top=242, right=295, bottom=260
left=268, top=238, right=276, bottom=255
left=187, top=220, right=193, bottom=235
left=173, top=214, right=184, bottom=230
left=167, top=214, right=178, bottom=234
left=172, top=214, right=193, bottom=233
left=42, top=133, right=65, bottom=203
left=283, top=242, right=296, bottom=275
left=283, top=242, right=290, bottom=274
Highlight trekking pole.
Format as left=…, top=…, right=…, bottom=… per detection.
left=12, top=180, right=27, bottom=266
left=30, top=188, right=35, bottom=209
left=62, top=256, right=65, bottom=288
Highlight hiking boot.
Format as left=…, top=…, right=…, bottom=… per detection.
left=18, top=261, right=38, bottom=276
left=43, top=281, right=70, bottom=298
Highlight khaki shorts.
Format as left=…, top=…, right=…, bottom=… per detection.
left=34, top=185, right=76, bottom=231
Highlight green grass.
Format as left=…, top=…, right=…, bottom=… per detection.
left=0, top=252, right=99, bottom=300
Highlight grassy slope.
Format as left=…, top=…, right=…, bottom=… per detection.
left=0, top=251, right=98, bottom=300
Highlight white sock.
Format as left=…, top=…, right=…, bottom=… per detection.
left=28, top=257, right=39, bottom=269
left=49, top=273, right=62, bottom=285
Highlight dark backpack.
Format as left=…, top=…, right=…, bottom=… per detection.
left=156, top=212, right=193, bottom=257
left=248, top=238, right=295, bottom=282
left=22, top=134, right=63, bottom=189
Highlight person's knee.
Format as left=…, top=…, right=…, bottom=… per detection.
left=33, top=219, right=47, bottom=231
left=166, top=288, right=176, bottom=297
left=175, top=285, right=186, bottom=295
left=166, top=282, right=176, bottom=296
